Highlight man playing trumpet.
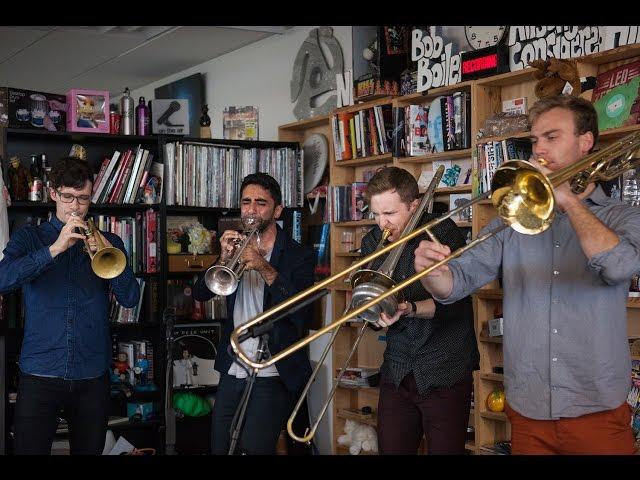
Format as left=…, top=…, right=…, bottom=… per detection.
left=0, top=156, right=140, bottom=455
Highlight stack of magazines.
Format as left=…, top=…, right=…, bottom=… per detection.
left=337, top=367, right=380, bottom=387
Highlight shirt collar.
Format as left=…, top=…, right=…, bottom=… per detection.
left=50, top=214, right=64, bottom=232
left=584, top=184, right=610, bottom=206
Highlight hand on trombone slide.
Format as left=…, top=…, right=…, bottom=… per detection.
left=376, top=300, right=412, bottom=328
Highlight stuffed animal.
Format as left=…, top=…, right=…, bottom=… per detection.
left=337, top=419, right=379, bottom=455
left=529, top=58, right=581, bottom=99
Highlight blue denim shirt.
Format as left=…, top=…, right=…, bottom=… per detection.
left=0, top=215, right=140, bottom=379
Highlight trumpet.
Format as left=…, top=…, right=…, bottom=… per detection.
left=230, top=130, right=640, bottom=443
left=204, top=217, right=261, bottom=296
left=72, top=212, right=127, bottom=279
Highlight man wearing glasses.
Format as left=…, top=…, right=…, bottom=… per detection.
left=0, top=156, right=140, bottom=454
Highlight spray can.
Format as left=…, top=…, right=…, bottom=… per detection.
left=135, top=96, right=149, bottom=136
left=120, top=87, right=134, bottom=135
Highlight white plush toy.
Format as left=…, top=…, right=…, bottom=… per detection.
left=337, top=419, right=379, bottom=455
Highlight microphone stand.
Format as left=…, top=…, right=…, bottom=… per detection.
left=164, top=308, right=177, bottom=455
left=227, top=333, right=269, bottom=455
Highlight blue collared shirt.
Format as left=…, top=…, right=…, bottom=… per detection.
left=0, top=215, right=140, bottom=380
left=438, top=185, right=640, bottom=420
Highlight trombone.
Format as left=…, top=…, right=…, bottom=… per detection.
left=73, top=213, right=127, bottom=279
left=284, top=165, right=445, bottom=443
left=230, top=130, right=640, bottom=442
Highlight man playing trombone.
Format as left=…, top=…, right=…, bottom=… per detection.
left=0, top=156, right=140, bottom=455
left=193, top=172, right=314, bottom=455
left=362, top=166, right=478, bottom=454
left=415, top=95, right=639, bottom=454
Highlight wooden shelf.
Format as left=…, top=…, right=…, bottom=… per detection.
left=334, top=96, right=395, bottom=115
left=335, top=252, right=361, bottom=257
left=435, top=185, right=472, bottom=194
left=479, top=372, right=504, bottom=382
left=473, top=289, right=503, bottom=300
left=334, top=219, right=377, bottom=227
left=335, top=153, right=392, bottom=167
left=479, top=411, right=507, bottom=422
left=336, top=408, right=377, bottom=427
left=455, top=221, right=473, bottom=228
left=632, top=355, right=640, bottom=361
left=475, top=67, right=538, bottom=87
left=465, top=441, right=476, bottom=452
left=478, top=131, right=531, bottom=144
left=393, top=81, right=473, bottom=105
left=479, top=335, right=503, bottom=344
left=395, top=148, right=472, bottom=164
left=336, top=444, right=377, bottom=455
left=579, top=44, right=640, bottom=65
left=598, top=124, right=640, bottom=142
left=330, top=284, right=353, bottom=292
left=278, top=114, right=332, bottom=131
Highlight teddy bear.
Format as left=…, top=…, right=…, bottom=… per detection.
left=337, top=419, right=378, bottom=455
left=529, top=58, right=581, bottom=99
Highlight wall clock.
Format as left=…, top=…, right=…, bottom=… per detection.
left=465, top=26, right=508, bottom=50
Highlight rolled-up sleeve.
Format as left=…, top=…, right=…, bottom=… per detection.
left=0, top=229, right=55, bottom=294
left=108, top=234, right=140, bottom=308
left=435, top=217, right=505, bottom=304
left=588, top=205, right=640, bottom=285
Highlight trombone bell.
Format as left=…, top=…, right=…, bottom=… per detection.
left=491, top=160, right=555, bottom=235
left=349, top=270, right=398, bottom=323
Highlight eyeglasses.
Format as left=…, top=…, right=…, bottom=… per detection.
left=56, top=190, right=91, bottom=205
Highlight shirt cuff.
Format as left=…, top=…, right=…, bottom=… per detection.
left=35, top=245, right=54, bottom=268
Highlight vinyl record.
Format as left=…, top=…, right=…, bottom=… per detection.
left=303, top=133, right=328, bottom=194
left=427, top=96, right=445, bottom=153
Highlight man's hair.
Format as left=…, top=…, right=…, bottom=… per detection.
left=240, top=172, right=282, bottom=206
left=365, top=166, right=418, bottom=204
left=528, top=95, right=599, bottom=148
left=49, top=157, right=93, bottom=190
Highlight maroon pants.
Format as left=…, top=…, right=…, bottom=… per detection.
left=377, top=372, right=473, bottom=454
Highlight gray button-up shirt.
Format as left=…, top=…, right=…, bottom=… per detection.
left=437, top=185, right=640, bottom=420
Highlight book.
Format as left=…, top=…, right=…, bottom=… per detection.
left=502, top=97, right=527, bottom=115
left=222, top=106, right=259, bottom=140
left=592, top=61, right=640, bottom=131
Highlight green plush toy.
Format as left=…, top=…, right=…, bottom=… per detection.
left=173, top=391, right=212, bottom=417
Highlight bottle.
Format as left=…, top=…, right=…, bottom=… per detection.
left=29, top=154, right=42, bottom=202
left=120, top=87, right=134, bottom=135
left=41, top=154, right=51, bottom=202
left=109, top=104, right=121, bottom=135
left=136, top=96, right=149, bottom=136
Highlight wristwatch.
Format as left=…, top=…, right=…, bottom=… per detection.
left=406, top=300, right=417, bottom=316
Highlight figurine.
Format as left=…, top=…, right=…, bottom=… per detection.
left=113, top=352, right=131, bottom=383
left=7, top=156, right=31, bottom=201
left=200, top=104, right=211, bottom=139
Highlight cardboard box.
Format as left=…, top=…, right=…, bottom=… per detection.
left=66, top=89, right=109, bottom=133
left=7, top=87, right=66, bottom=131
left=151, top=99, right=189, bottom=135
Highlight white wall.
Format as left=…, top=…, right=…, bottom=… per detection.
left=128, top=26, right=353, bottom=141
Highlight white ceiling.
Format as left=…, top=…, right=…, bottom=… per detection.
left=0, top=26, right=290, bottom=98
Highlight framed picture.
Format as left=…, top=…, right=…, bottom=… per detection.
left=154, top=73, right=204, bottom=136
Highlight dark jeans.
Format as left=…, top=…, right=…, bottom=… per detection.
left=14, top=370, right=110, bottom=455
left=211, top=373, right=292, bottom=455
left=377, top=372, right=473, bottom=455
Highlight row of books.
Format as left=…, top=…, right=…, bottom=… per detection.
left=108, top=277, right=146, bottom=324
left=163, top=142, right=303, bottom=208
left=327, top=183, right=368, bottom=223
left=91, top=209, right=160, bottom=273
left=337, top=367, right=380, bottom=387
left=474, top=138, right=533, bottom=195
left=331, top=105, right=393, bottom=161
left=393, top=91, right=472, bottom=157
left=91, top=145, right=161, bottom=205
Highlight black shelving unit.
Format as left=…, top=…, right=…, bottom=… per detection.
left=0, top=127, right=303, bottom=455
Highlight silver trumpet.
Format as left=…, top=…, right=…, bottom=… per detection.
left=204, top=217, right=261, bottom=296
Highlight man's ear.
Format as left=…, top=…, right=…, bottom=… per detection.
left=274, top=204, right=284, bottom=220
left=579, top=131, right=594, bottom=155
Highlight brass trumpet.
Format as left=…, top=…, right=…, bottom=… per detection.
left=73, top=213, right=127, bottom=279
left=204, top=217, right=260, bottom=296
left=229, top=130, right=640, bottom=443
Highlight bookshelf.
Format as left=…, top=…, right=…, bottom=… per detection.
left=469, top=44, right=640, bottom=455
left=277, top=42, right=640, bottom=457
left=0, top=127, right=303, bottom=455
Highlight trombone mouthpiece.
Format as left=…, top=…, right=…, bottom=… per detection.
left=537, top=158, right=549, bottom=167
